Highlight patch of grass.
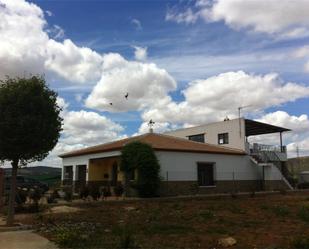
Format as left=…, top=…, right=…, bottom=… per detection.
left=260, top=204, right=270, bottom=210
left=198, top=209, right=215, bottom=221
left=206, top=226, right=229, bottom=235
left=118, top=227, right=141, bottom=249
left=290, top=236, right=309, bottom=249
left=227, top=205, right=246, bottom=214
left=298, top=206, right=309, bottom=223
left=53, top=225, right=89, bottom=248
left=271, top=205, right=290, bottom=217
left=146, top=223, right=192, bottom=235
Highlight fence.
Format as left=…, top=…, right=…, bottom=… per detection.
left=160, top=170, right=290, bottom=195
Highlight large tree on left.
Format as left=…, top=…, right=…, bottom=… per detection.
left=0, top=76, right=62, bottom=226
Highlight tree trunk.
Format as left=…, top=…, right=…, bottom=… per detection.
left=6, top=159, right=18, bottom=226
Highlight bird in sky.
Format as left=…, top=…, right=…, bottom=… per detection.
left=109, top=103, right=113, bottom=106
left=125, top=93, right=129, bottom=99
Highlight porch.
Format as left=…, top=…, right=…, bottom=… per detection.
left=244, top=119, right=291, bottom=162
left=62, top=156, right=125, bottom=193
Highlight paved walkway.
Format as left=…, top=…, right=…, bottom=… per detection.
left=0, top=230, right=58, bottom=249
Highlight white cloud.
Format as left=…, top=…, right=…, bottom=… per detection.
left=45, top=10, right=52, bottom=17
left=45, top=39, right=104, bottom=83
left=255, top=111, right=309, bottom=158
left=167, top=0, right=309, bottom=39
left=131, top=18, right=142, bottom=30
left=85, top=55, right=177, bottom=112
left=33, top=97, right=125, bottom=166
left=293, top=45, right=309, bottom=73
left=135, top=121, right=179, bottom=136
left=133, top=46, right=148, bottom=61
left=142, top=71, right=309, bottom=126
left=166, top=7, right=198, bottom=24
left=0, top=0, right=104, bottom=84
left=46, top=24, right=65, bottom=40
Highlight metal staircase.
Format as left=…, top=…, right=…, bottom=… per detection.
left=249, top=143, right=293, bottom=190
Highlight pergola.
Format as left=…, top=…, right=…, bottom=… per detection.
left=244, top=119, right=291, bottom=152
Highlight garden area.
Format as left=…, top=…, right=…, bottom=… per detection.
left=4, top=191, right=309, bottom=249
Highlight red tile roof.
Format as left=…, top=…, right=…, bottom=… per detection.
left=59, top=133, right=246, bottom=158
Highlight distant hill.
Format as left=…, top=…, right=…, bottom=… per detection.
left=3, top=166, right=61, bottom=186
left=3, top=166, right=61, bottom=176
left=287, top=156, right=309, bottom=176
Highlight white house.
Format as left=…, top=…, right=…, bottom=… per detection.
left=59, top=118, right=293, bottom=196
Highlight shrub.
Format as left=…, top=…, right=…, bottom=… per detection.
left=114, top=183, right=124, bottom=197
left=272, top=205, right=290, bottom=217
left=199, top=209, right=215, bottom=221
left=53, top=225, right=86, bottom=247
left=15, top=188, right=27, bottom=206
left=120, top=141, right=161, bottom=198
left=291, top=236, right=309, bottom=249
left=64, top=190, right=72, bottom=202
left=90, top=187, right=101, bottom=200
left=118, top=231, right=141, bottom=249
left=298, top=206, right=309, bottom=223
left=297, top=182, right=309, bottom=189
left=101, top=186, right=111, bottom=198
left=79, top=186, right=90, bottom=199
left=51, top=189, right=60, bottom=199
left=28, top=188, right=43, bottom=212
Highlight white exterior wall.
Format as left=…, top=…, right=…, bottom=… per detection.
left=155, top=151, right=262, bottom=181
left=61, top=150, right=121, bottom=181
left=165, top=118, right=246, bottom=151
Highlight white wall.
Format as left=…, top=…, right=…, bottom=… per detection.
left=165, top=118, right=246, bottom=151
left=155, top=151, right=262, bottom=181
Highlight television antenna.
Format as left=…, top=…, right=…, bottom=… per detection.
left=238, top=105, right=252, bottom=138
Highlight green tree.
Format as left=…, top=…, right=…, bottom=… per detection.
left=0, top=76, right=62, bottom=225
left=120, top=141, right=160, bottom=198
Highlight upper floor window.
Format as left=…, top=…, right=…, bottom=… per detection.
left=218, top=133, right=229, bottom=144
left=188, top=134, right=205, bottom=143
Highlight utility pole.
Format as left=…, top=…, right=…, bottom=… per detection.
left=296, top=145, right=301, bottom=175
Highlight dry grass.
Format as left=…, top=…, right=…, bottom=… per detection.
left=14, top=192, right=309, bottom=249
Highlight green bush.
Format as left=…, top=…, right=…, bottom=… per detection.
left=291, top=236, right=309, bottom=249
left=118, top=230, right=141, bottom=249
left=53, top=225, right=86, bottom=247
left=199, top=209, right=215, bottom=221
left=120, top=141, right=161, bottom=198
left=90, top=187, right=101, bottom=200
left=272, top=205, right=290, bottom=217
left=64, top=190, right=72, bottom=202
left=79, top=186, right=90, bottom=199
left=114, top=183, right=124, bottom=197
left=15, top=188, right=27, bottom=205
left=298, top=206, right=309, bottom=222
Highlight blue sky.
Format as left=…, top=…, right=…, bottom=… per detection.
left=1, top=0, right=309, bottom=165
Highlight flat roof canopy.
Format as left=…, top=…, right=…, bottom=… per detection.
left=245, top=119, right=291, bottom=136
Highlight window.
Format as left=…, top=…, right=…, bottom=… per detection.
left=64, top=166, right=73, bottom=180
left=197, top=163, right=215, bottom=186
left=188, top=134, right=205, bottom=143
left=218, top=133, right=229, bottom=144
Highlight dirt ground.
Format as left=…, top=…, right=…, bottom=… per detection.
left=13, top=192, right=309, bottom=249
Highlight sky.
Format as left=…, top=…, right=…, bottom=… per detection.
left=1, top=0, right=309, bottom=167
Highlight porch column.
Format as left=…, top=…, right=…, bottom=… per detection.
left=279, top=132, right=283, bottom=152
left=72, top=165, right=77, bottom=192
left=86, top=161, right=89, bottom=182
